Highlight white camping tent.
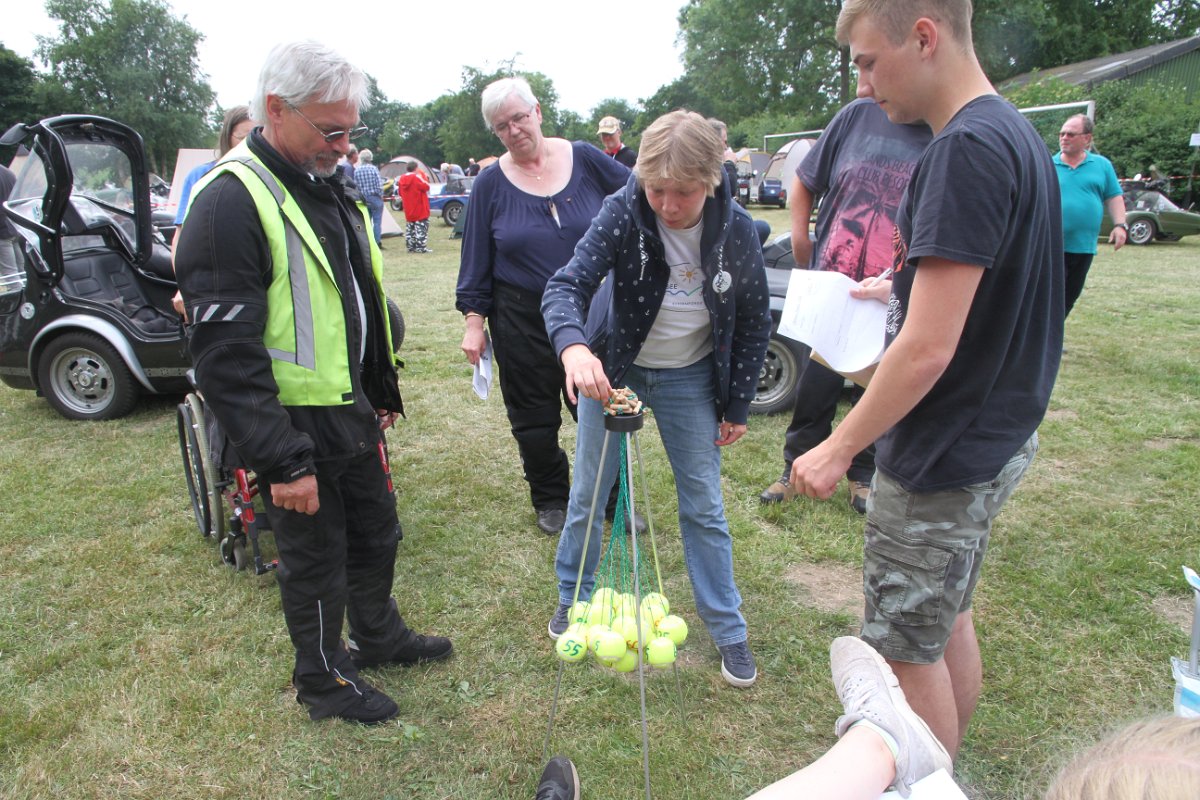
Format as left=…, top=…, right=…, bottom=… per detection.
left=763, top=139, right=818, bottom=185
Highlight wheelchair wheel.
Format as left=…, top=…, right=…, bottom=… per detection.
left=178, top=393, right=225, bottom=540
left=177, top=397, right=211, bottom=538
left=386, top=297, right=405, bottom=353
left=220, top=534, right=248, bottom=571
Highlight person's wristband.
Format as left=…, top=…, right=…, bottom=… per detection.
left=1115, top=223, right=1129, bottom=232
left=464, top=311, right=484, bottom=321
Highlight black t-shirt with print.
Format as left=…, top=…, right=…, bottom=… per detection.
left=877, top=95, right=1064, bottom=492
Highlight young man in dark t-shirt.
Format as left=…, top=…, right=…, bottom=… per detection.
left=789, top=0, right=1064, bottom=767
left=758, top=98, right=930, bottom=512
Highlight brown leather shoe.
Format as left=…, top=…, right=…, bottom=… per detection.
left=759, top=477, right=797, bottom=504
left=849, top=481, right=871, bottom=515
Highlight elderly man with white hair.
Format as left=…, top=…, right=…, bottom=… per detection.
left=175, top=40, right=452, bottom=725
left=354, top=147, right=385, bottom=247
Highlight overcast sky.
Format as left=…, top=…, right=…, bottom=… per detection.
left=4, top=0, right=687, bottom=117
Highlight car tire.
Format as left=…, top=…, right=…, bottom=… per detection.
left=1128, top=219, right=1156, bottom=245
left=386, top=297, right=405, bottom=353
left=37, top=332, right=139, bottom=420
left=751, top=332, right=806, bottom=415
left=442, top=200, right=464, bottom=227
left=389, top=196, right=402, bottom=212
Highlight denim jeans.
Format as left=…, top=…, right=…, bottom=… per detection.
left=554, top=359, right=748, bottom=646
left=364, top=195, right=384, bottom=246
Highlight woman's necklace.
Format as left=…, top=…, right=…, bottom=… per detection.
left=511, top=146, right=550, bottom=181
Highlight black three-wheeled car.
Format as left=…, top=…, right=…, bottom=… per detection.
left=0, top=115, right=189, bottom=419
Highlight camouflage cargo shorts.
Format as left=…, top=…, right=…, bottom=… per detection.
left=860, top=433, right=1038, bottom=664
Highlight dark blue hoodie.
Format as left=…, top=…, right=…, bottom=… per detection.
left=541, top=172, right=771, bottom=424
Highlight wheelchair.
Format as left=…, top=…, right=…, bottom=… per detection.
left=177, top=298, right=405, bottom=573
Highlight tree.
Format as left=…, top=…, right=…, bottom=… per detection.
left=436, top=65, right=562, bottom=166
left=974, top=0, right=1200, bottom=83
left=677, top=0, right=847, bottom=124
left=378, top=97, right=451, bottom=167
left=588, top=98, right=643, bottom=147
left=636, top=75, right=707, bottom=133
left=37, top=0, right=214, bottom=175
left=358, top=75, right=404, bottom=161
left=0, top=45, right=42, bottom=132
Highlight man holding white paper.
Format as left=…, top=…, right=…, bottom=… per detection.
left=759, top=98, right=930, bottom=513
left=791, top=0, right=1063, bottom=766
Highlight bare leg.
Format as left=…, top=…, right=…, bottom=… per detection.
left=745, top=726, right=896, bottom=800
left=888, top=612, right=979, bottom=759
left=942, top=611, right=981, bottom=747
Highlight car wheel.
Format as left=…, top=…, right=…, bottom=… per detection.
left=389, top=196, right=402, bottom=212
left=386, top=297, right=405, bottom=353
left=751, top=332, right=805, bottom=415
left=1128, top=219, right=1156, bottom=245
left=37, top=332, right=139, bottom=420
left=442, top=200, right=464, bottom=227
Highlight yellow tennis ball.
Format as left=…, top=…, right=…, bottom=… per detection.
left=616, top=614, right=652, bottom=649
left=568, top=601, right=591, bottom=625
left=646, top=636, right=677, bottom=668
left=641, top=592, right=670, bottom=615
left=594, top=630, right=628, bottom=664
left=591, top=587, right=617, bottom=610
left=656, top=614, right=688, bottom=647
left=615, top=593, right=638, bottom=618
left=586, top=601, right=614, bottom=627
left=640, top=595, right=668, bottom=626
left=611, top=647, right=639, bottom=673
left=555, top=630, right=587, bottom=663
left=586, top=624, right=612, bottom=650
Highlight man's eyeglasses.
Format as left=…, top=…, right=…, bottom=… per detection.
left=1059, top=131, right=1086, bottom=138
left=287, top=101, right=369, bottom=143
left=493, top=107, right=535, bottom=136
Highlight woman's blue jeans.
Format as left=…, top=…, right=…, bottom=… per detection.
left=554, top=360, right=748, bottom=647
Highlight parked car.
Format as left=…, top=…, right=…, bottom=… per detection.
left=0, top=115, right=190, bottom=419
left=757, top=176, right=787, bottom=208
left=751, top=231, right=810, bottom=415
left=1101, top=188, right=1200, bottom=245
left=0, top=114, right=404, bottom=421
left=430, top=175, right=473, bottom=226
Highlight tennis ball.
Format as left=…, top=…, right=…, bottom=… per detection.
left=594, top=630, right=628, bottom=664
left=591, top=587, right=617, bottom=610
left=586, top=601, right=614, bottom=627
left=555, top=630, right=587, bottom=663
left=611, top=647, right=639, bottom=673
left=640, top=594, right=669, bottom=626
left=646, top=636, right=677, bottom=668
left=613, top=614, right=645, bottom=649
left=615, top=593, right=638, bottom=618
left=568, top=601, right=591, bottom=625
left=656, top=614, right=688, bottom=646
left=586, top=624, right=612, bottom=650
left=641, top=592, right=670, bottom=615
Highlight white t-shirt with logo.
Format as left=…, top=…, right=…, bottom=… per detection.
left=634, top=219, right=713, bottom=369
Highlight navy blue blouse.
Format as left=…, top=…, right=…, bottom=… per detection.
left=455, top=141, right=629, bottom=315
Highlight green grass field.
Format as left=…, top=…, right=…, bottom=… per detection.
left=1, top=206, right=1197, bottom=799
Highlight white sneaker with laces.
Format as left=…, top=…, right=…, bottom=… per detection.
left=830, top=636, right=952, bottom=796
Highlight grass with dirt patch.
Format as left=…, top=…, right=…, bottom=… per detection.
left=0, top=206, right=1197, bottom=799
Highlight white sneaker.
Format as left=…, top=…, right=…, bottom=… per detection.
left=830, top=637, right=952, bottom=796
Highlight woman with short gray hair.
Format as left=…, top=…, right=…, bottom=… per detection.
left=455, top=75, right=630, bottom=535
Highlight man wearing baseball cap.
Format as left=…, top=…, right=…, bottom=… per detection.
left=596, top=116, right=637, bottom=167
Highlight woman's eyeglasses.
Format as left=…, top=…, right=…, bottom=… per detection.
left=493, top=107, right=535, bottom=136
left=287, top=101, right=369, bottom=143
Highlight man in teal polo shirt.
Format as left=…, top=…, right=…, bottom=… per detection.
left=1055, top=114, right=1127, bottom=315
